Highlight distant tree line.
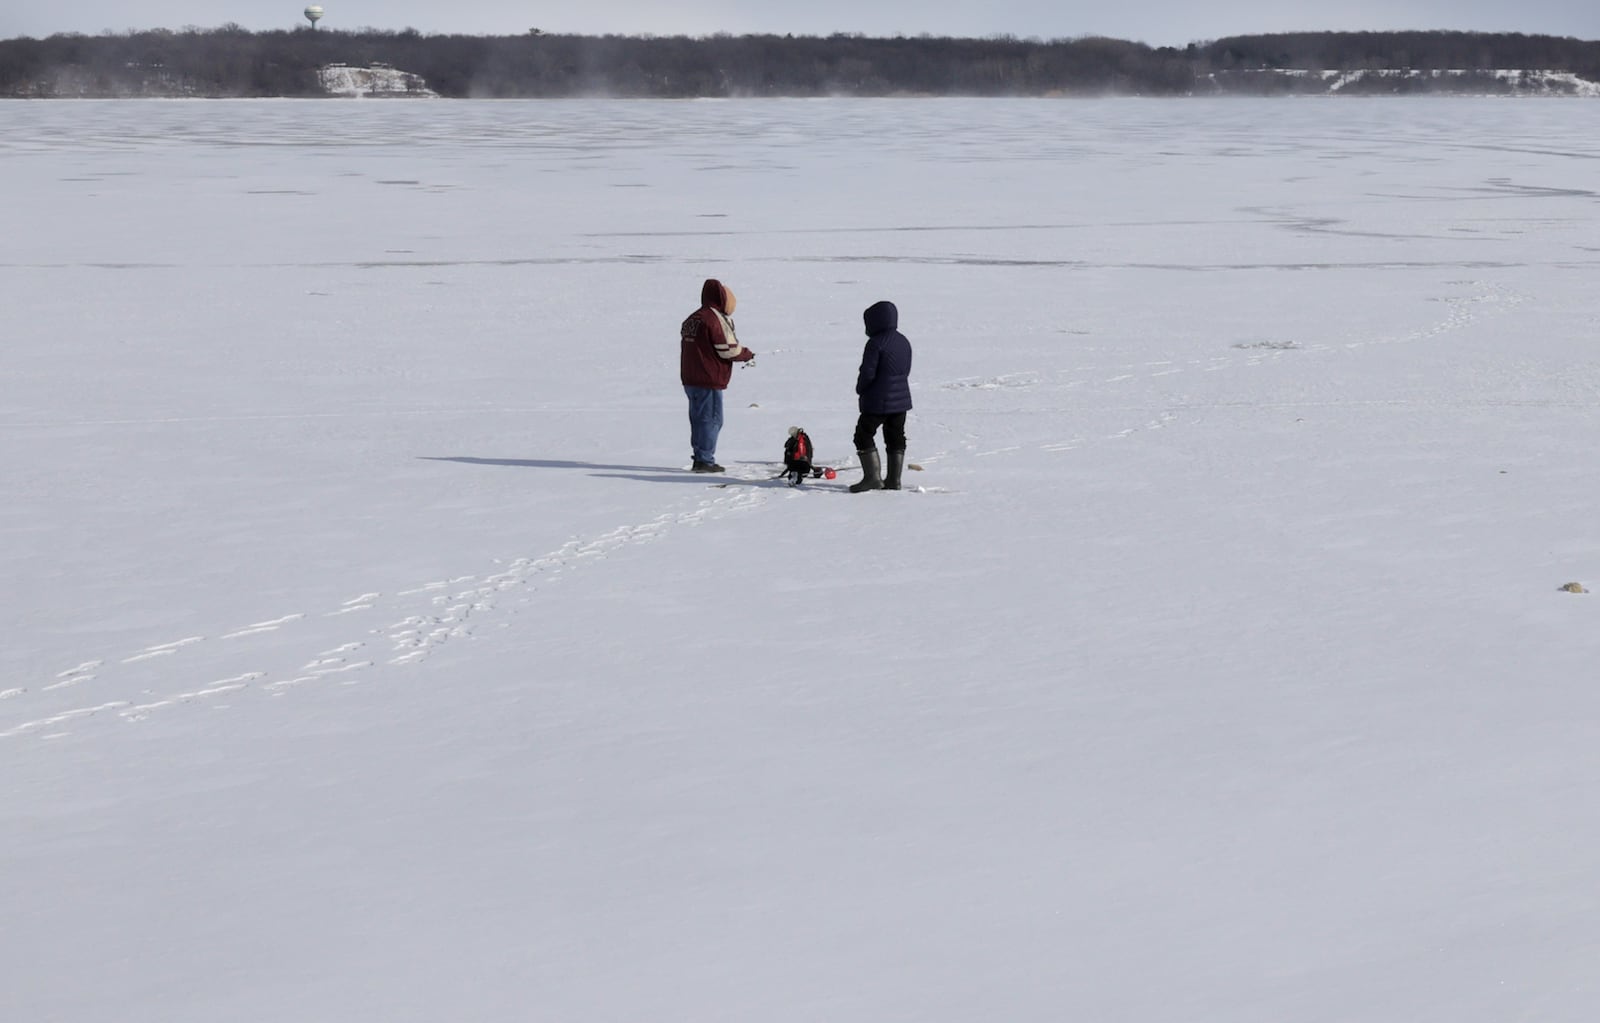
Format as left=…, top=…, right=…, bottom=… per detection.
left=1204, top=30, right=1600, bottom=74
left=1, top=27, right=1597, bottom=98
left=1199, top=30, right=1600, bottom=94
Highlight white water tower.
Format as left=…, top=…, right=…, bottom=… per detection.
left=304, top=5, right=324, bottom=29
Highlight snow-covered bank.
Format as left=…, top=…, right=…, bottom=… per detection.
left=317, top=63, right=437, bottom=98
left=1208, top=67, right=1600, bottom=95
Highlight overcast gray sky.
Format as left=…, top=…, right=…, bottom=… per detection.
left=3, top=1, right=1597, bottom=47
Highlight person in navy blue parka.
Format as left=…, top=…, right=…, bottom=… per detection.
left=850, top=300, right=913, bottom=492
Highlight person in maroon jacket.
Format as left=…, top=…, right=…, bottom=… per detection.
left=680, top=278, right=755, bottom=472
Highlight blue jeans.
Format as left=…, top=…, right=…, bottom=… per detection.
left=684, top=386, right=724, bottom=464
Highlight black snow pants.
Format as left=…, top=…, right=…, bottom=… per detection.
left=853, top=412, right=907, bottom=451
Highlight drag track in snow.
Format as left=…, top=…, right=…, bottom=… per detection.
left=1, top=487, right=771, bottom=739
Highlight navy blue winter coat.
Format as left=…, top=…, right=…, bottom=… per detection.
left=855, top=301, right=913, bottom=415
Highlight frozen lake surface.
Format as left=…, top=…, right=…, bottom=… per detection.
left=4, top=98, right=1600, bottom=1021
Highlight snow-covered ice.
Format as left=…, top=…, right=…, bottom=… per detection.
left=3, top=97, right=1600, bottom=1021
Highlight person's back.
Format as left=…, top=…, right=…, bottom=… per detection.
left=681, top=279, right=747, bottom=392
left=851, top=300, right=913, bottom=492
left=857, top=300, right=913, bottom=416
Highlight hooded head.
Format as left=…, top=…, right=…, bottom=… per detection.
left=701, top=278, right=736, bottom=315
left=863, top=300, right=898, bottom=336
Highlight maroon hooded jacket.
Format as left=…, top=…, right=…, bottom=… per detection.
left=680, top=278, right=754, bottom=390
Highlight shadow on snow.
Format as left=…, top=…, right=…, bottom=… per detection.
left=419, top=455, right=776, bottom=485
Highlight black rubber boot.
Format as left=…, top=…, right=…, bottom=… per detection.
left=849, top=448, right=883, bottom=493
left=884, top=449, right=905, bottom=490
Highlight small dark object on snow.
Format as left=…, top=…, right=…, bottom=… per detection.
left=784, top=427, right=814, bottom=486
left=783, top=427, right=836, bottom=486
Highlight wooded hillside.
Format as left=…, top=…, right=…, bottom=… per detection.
left=3, top=28, right=1597, bottom=98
